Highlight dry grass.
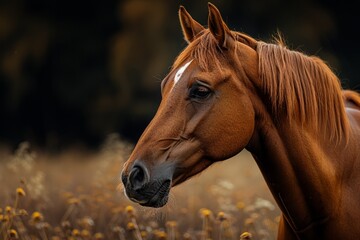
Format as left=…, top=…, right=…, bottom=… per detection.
left=0, top=134, right=280, bottom=240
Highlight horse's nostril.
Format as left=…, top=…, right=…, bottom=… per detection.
left=129, top=164, right=148, bottom=190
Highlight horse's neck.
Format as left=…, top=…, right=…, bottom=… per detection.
left=246, top=106, right=345, bottom=235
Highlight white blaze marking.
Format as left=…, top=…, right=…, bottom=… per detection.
left=173, top=60, right=193, bottom=88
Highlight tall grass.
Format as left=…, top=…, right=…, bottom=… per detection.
left=0, top=134, right=280, bottom=240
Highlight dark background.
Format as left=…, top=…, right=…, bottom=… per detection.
left=0, top=0, right=359, bottom=151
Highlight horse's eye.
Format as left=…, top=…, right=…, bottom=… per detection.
left=189, top=84, right=212, bottom=100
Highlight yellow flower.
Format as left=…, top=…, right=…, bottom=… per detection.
left=81, top=229, right=90, bottom=237
left=18, top=209, right=28, bottom=216
left=72, top=229, right=80, bottom=236
left=127, top=222, right=135, bottom=230
left=67, top=197, right=80, bottom=205
left=236, top=201, right=245, bottom=210
left=16, top=187, right=26, bottom=197
left=31, top=211, right=44, bottom=222
left=5, top=206, right=12, bottom=215
left=166, top=221, right=177, bottom=227
left=199, top=208, right=212, bottom=218
left=94, top=232, right=104, bottom=240
left=156, top=231, right=167, bottom=239
left=141, top=231, right=147, bottom=238
left=0, top=214, right=9, bottom=222
left=240, top=231, right=252, bottom=239
left=125, top=205, right=135, bottom=216
left=217, top=211, right=227, bottom=221
left=8, top=229, right=18, bottom=238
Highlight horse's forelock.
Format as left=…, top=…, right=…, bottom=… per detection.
left=172, top=30, right=226, bottom=72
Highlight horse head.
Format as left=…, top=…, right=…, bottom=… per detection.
left=121, top=3, right=259, bottom=208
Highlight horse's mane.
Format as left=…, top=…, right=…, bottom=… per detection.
left=257, top=42, right=349, bottom=142
left=173, top=30, right=350, bottom=142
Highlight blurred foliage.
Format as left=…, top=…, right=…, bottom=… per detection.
left=0, top=0, right=359, bottom=150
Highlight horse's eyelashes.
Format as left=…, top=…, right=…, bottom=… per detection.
left=189, top=84, right=212, bottom=100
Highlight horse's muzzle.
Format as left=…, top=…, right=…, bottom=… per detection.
left=121, top=162, right=172, bottom=208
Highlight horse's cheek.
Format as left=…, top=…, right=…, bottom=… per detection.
left=232, top=99, right=255, bottom=151
left=202, top=96, right=255, bottom=160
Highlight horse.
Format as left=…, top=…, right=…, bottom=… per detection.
left=121, top=3, right=360, bottom=239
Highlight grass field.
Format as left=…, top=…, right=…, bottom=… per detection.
left=0, top=134, right=280, bottom=240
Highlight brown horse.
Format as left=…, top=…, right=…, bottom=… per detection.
left=121, top=3, right=360, bottom=239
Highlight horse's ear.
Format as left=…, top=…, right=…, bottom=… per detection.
left=179, top=6, right=205, bottom=44
left=207, top=3, right=233, bottom=49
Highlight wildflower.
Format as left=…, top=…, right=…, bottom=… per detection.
left=140, top=231, right=147, bottom=238
left=18, top=209, right=28, bottom=216
left=31, top=211, right=44, bottom=222
left=81, top=229, right=90, bottom=237
left=8, top=229, right=19, bottom=239
left=166, top=221, right=177, bottom=240
left=5, top=206, right=12, bottom=215
left=61, top=220, right=71, bottom=229
left=156, top=231, right=167, bottom=240
left=127, top=222, right=135, bottom=231
left=72, top=229, right=80, bottom=237
left=218, top=180, right=234, bottom=190
left=67, top=197, right=80, bottom=205
left=236, top=201, right=245, bottom=210
left=16, top=187, right=26, bottom=197
left=217, top=211, right=227, bottom=221
left=200, top=208, right=212, bottom=240
left=0, top=214, right=9, bottom=222
left=166, top=221, right=177, bottom=228
left=240, top=232, right=252, bottom=239
left=94, top=232, right=104, bottom=240
left=125, top=205, right=135, bottom=217
left=183, top=233, right=191, bottom=240
left=253, top=197, right=275, bottom=211
left=127, top=221, right=142, bottom=240
left=199, top=208, right=212, bottom=218
left=80, top=216, right=94, bottom=228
